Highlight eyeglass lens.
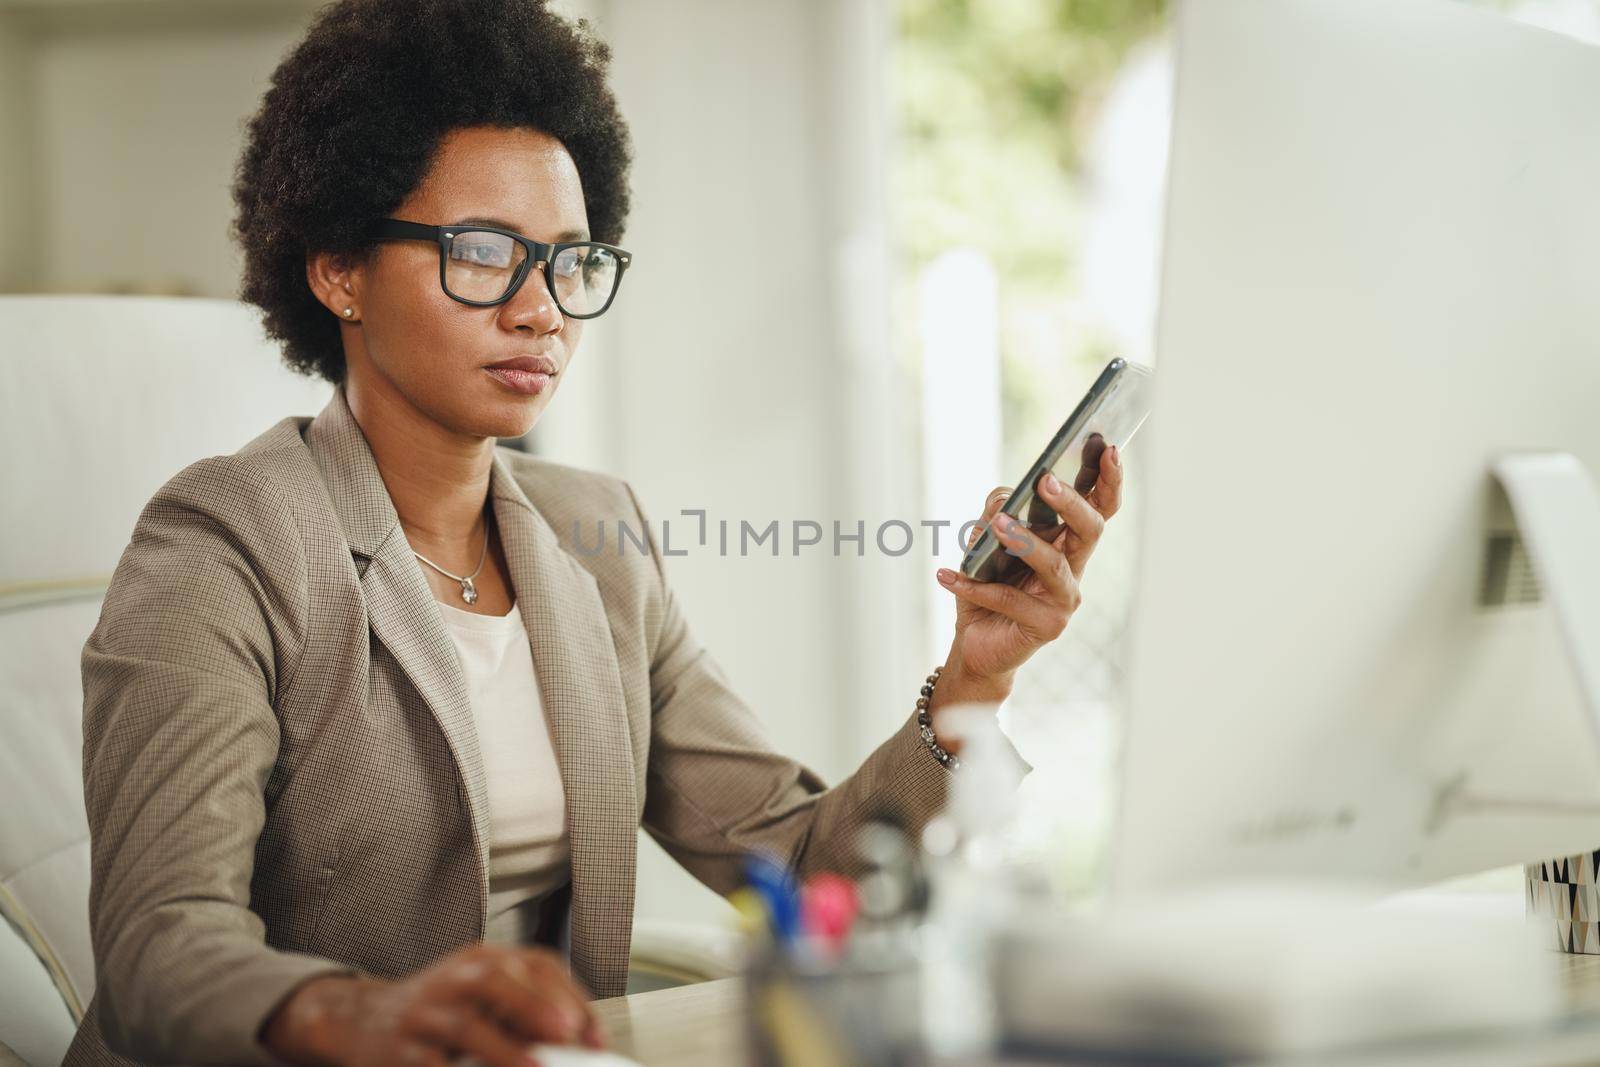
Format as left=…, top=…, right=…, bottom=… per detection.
left=445, top=230, right=620, bottom=314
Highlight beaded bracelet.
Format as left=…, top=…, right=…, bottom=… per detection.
left=915, top=665, right=962, bottom=771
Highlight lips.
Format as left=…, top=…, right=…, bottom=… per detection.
left=483, top=355, right=557, bottom=397
left=484, top=355, right=558, bottom=376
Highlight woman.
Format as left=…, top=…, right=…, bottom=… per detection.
left=66, top=2, right=1123, bottom=1066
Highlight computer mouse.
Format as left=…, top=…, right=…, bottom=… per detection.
left=526, top=1045, right=645, bottom=1067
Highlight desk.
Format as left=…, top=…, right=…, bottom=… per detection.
left=594, top=977, right=745, bottom=1067
left=1564, top=951, right=1600, bottom=1011
left=593, top=952, right=1600, bottom=1067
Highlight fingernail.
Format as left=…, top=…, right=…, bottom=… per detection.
left=937, top=568, right=957, bottom=586
left=1042, top=473, right=1061, bottom=495
left=1110, top=445, right=1121, bottom=467
left=996, top=514, right=1015, bottom=534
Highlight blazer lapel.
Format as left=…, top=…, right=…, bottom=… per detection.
left=305, top=388, right=493, bottom=917
left=490, top=453, right=638, bottom=999
left=305, top=386, right=638, bottom=996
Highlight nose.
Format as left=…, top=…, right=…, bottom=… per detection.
left=498, top=260, right=563, bottom=334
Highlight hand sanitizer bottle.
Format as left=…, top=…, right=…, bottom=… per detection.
left=916, top=703, right=1025, bottom=1060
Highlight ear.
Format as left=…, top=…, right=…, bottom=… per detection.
left=306, top=248, right=365, bottom=322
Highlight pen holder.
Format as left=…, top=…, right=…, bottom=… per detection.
left=1527, top=852, right=1600, bottom=953
left=742, top=929, right=928, bottom=1067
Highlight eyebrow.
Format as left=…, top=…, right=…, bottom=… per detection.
left=453, top=216, right=590, bottom=242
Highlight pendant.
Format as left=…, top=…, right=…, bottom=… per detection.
left=460, top=577, right=478, bottom=604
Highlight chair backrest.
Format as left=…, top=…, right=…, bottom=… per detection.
left=0, top=295, right=330, bottom=1065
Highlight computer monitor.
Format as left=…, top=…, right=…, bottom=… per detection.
left=1113, top=0, right=1600, bottom=892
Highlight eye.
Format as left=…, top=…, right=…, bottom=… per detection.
left=450, top=233, right=515, bottom=268
left=553, top=249, right=583, bottom=277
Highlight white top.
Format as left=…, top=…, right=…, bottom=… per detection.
left=435, top=598, right=571, bottom=936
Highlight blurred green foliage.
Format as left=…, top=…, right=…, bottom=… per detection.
left=894, top=0, right=1164, bottom=287
left=892, top=0, right=1166, bottom=476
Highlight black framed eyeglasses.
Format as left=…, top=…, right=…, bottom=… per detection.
left=368, top=218, right=633, bottom=318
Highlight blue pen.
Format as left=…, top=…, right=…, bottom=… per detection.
left=743, top=851, right=801, bottom=945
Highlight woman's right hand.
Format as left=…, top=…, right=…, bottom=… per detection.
left=260, top=943, right=605, bottom=1067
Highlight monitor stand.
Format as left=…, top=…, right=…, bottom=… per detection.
left=1494, top=453, right=1600, bottom=733
left=1496, top=453, right=1600, bottom=909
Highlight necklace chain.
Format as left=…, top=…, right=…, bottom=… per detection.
left=413, top=522, right=490, bottom=605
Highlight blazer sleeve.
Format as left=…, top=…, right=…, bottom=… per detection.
left=623, top=483, right=1031, bottom=893
left=81, top=455, right=357, bottom=1066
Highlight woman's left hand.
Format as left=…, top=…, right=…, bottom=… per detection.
left=935, top=443, right=1124, bottom=693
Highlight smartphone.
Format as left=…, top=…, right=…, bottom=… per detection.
left=959, top=358, right=1154, bottom=587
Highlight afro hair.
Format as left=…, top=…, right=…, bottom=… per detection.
left=230, top=0, right=632, bottom=384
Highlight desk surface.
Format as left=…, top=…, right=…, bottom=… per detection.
left=1564, top=951, right=1600, bottom=1008
left=594, top=976, right=745, bottom=1067
left=593, top=951, right=1600, bottom=1067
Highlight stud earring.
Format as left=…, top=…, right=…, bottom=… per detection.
left=342, top=307, right=355, bottom=318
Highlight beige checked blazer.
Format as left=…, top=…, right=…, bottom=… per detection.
left=65, top=384, right=1028, bottom=1067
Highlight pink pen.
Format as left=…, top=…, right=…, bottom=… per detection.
left=801, top=872, right=860, bottom=953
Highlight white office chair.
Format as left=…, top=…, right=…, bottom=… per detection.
left=0, top=295, right=332, bottom=1066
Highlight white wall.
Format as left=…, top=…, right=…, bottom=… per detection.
left=0, top=1, right=317, bottom=296
left=33, top=27, right=304, bottom=295
left=0, top=10, right=40, bottom=294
